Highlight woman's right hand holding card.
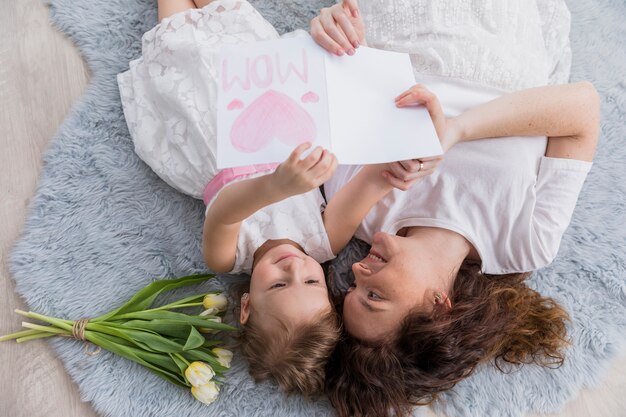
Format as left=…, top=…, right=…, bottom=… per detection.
left=310, top=0, right=366, bottom=56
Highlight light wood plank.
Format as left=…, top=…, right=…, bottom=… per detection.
left=0, top=1, right=95, bottom=417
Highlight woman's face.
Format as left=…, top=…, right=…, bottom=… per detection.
left=343, top=232, right=447, bottom=343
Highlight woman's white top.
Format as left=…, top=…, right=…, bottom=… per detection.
left=324, top=77, right=592, bottom=275
left=117, top=0, right=334, bottom=274
left=358, top=0, right=572, bottom=91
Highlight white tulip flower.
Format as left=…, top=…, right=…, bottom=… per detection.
left=191, top=381, right=220, bottom=405
left=199, top=316, right=222, bottom=334
left=199, top=308, right=216, bottom=317
left=212, top=348, right=233, bottom=368
left=185, top=361, right=215, bottom=387
left=202, top=293, right=228, bottom=313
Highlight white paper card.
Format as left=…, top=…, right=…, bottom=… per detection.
left=217, top=35, right=442, bottom=168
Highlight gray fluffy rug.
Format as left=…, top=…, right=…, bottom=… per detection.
left=10, top=0, right=626, bottom=416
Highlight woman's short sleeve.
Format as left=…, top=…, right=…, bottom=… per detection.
left=530, top=157, right=592, bottom=266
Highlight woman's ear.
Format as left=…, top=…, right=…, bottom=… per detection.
left=239, top=293, right=250, bottom=325
left=433, top=290, right=452, bottom=311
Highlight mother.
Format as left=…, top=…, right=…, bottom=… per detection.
left=311, top=1, right=600, bottom=417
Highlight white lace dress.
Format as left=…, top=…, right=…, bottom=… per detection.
left=117, top=0, right=335, bottom=274
left=117, top=0, right=280, bottom=199
left=358, top=0, right=572, bottom=91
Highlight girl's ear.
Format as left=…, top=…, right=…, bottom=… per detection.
left=239, top=293, right=251, bottom=324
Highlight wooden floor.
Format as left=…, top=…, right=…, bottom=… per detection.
left=0, top=1, right=625, bottom=416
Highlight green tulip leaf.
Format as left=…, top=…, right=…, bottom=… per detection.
left=182, top=349, right=228, bottom=374
left=119, top=320, right=194, bottom=339
left=138, top=350, right=184, bottom=376
left=95, top=274, right=214, bottom=322
left=170, top=353, right=189, bottom=374
left=182, top=326, right=205, bottom=351
left=88, top=323, right=186, bottom=353
left=202, top=339, right=224, bottom=348
left=112, top=311, right=236, bottom=332
left=88, top=333, right=189, bottom=387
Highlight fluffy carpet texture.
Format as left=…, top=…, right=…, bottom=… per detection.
left=10, top=0, right=626, bottom=416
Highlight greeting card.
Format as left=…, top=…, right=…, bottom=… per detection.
left=217, top=35, right=442, bottom=168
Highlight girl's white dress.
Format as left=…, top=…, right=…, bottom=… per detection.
left=117, top=1, right=334, bottom=274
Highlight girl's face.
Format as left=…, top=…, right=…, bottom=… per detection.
left=240, top=244, right=331, bottom=326
left=342, top=232, right=450, bottom=343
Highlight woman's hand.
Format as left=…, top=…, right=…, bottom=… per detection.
left=379, top=84, right=462, bottom=190
left=271, top=142, right=338, bottom=197
left=395, top=84, right=462, bottom=152
left=310, top=0, right=366, bottom=56
left=380, top=158, right=442, bottom=191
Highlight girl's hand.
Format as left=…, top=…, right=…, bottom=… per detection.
left=271, top=143, right=338, bottom=197
left=310, top=0, right=366, bottom=56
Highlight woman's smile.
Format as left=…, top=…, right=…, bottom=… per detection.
left=365, top=251, right=386, bottom=263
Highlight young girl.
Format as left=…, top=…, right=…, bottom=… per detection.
left=117, top=0, right=426, bottom=396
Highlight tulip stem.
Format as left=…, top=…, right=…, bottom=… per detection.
left=18, top=311, right=74, bottom=332
left=21, top=322, right=70, bottom=335
left=16, top=333, right=59, bottom=343
left=148, top=301, right=204, bottom=312
left=154, top=294, right=205, bottom=310
left=175, top=353, right=191, bottom=367
left=0, top=329, right=41, bottom=342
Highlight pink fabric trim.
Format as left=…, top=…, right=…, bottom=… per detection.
left=203, top=163, right=279, bottom=205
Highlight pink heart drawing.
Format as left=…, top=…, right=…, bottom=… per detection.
left=301, top=91, right=319, bottom=103
left=227, top=99, right=244, bottom=110
left=230, top=90, right=317, bottom=153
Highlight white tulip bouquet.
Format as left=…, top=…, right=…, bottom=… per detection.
left=1, top=274, right=235, bottom=405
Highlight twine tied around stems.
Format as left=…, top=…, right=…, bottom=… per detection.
left=71, top=318, right=101, bottom=356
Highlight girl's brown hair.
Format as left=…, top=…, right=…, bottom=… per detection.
left=325, top=261, right=570, bottom=417
left=240, top=310, right=341, bottom=396
left=231, top=281, right=341, bottom=397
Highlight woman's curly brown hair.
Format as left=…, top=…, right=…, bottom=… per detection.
left=325, top=261, right=570, bottom=417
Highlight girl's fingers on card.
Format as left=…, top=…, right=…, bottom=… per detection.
left=309, top=150, right=335, bottom=178
left=288, top=142, right=312, bottom=164
left=324, top=154, right=339, bottom=181
left=311, top=17, right=344, bottom=55
left=320, top=8, right=352, bottom=54
left=301, top=146, right=324, bottom=169
left=313, top=151, right=337, bottom=180
left=332, top=7, right=360, bottom=50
